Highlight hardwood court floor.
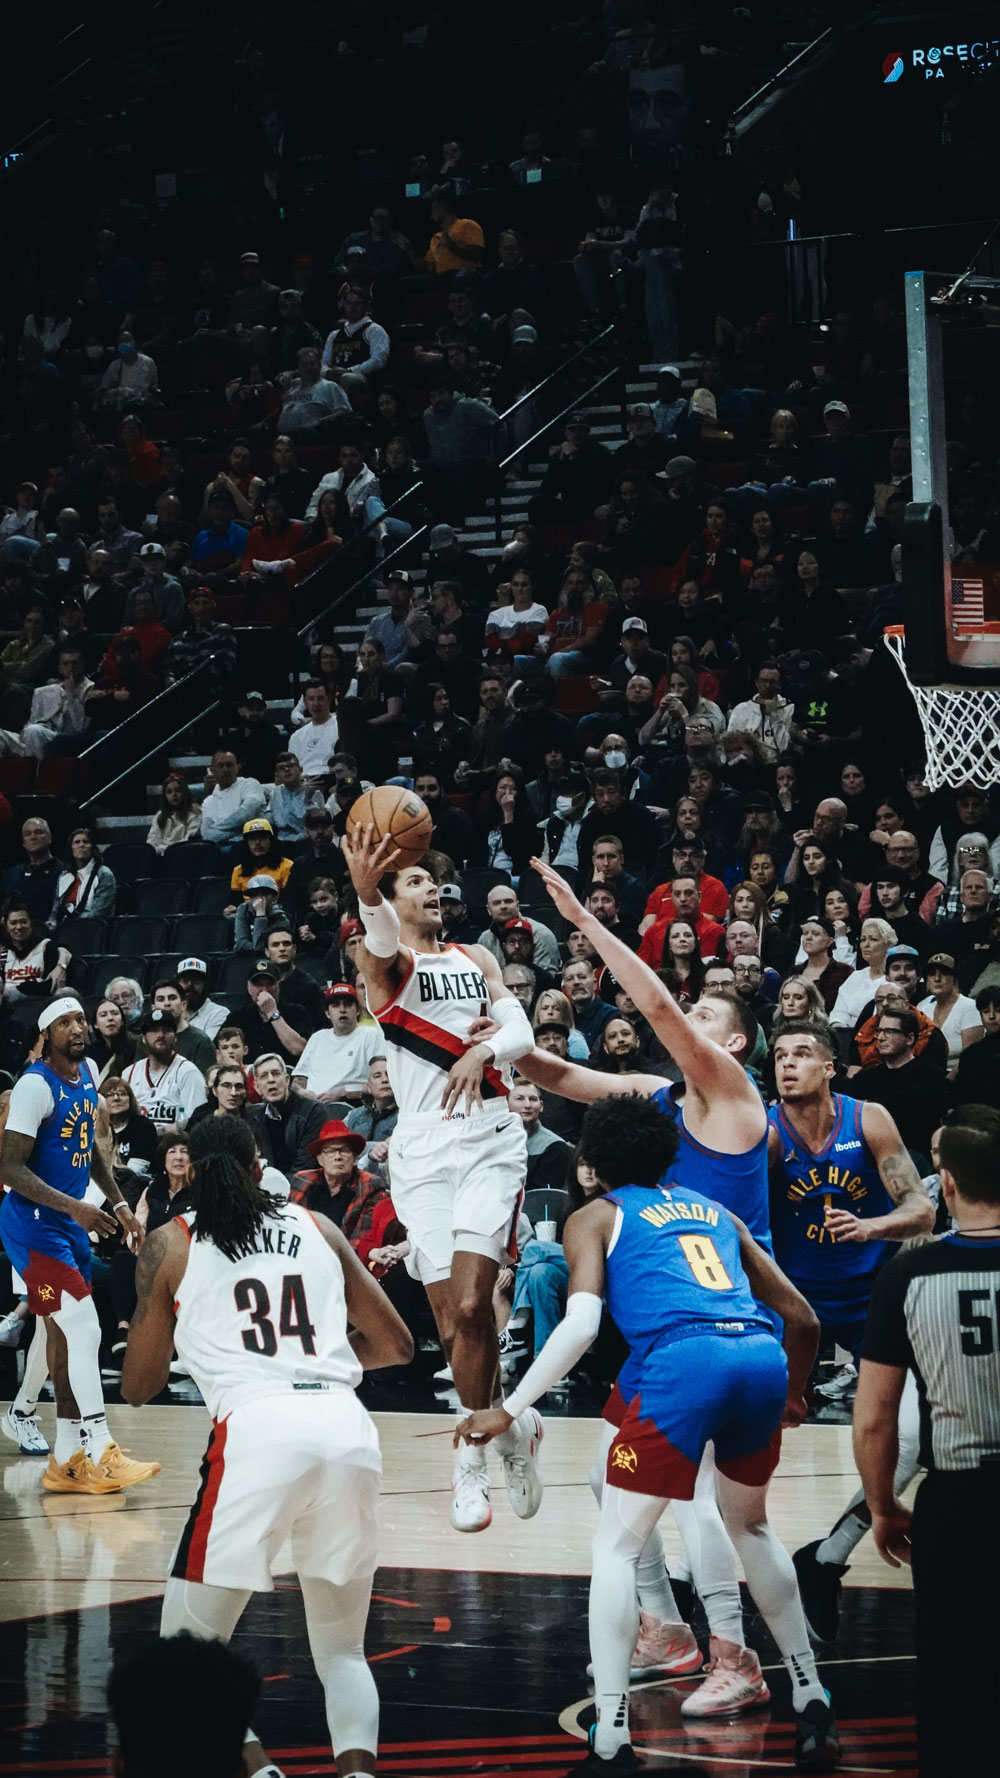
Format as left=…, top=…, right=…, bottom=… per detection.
left=0, top=1403, right=918, bottom=1775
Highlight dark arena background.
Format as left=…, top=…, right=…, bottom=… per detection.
left=2, top=2, right=999, bottom=1775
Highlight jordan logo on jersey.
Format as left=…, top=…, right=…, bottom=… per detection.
left=416, top=967, right=487, bottom=1004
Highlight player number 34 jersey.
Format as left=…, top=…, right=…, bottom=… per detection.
left=172, top=1201, right=362, bottom=1420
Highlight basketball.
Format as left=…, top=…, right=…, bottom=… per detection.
left=346, top=783, right=433, bottom=864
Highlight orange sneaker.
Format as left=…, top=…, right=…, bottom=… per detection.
left=42, top=1449, right=123, bottom=1494
left=93, top=1442, right=161, bottom=1487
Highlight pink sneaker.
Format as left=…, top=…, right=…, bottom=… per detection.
left=679, top=1637, right=771, bottom=1718
left=587, top=1612, right=702, bottom=1680
left=630, top=1612, right=703, bottom=1678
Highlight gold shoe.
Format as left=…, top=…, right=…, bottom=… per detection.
left=42, top=1449, right=123, bottom=1494
left=94, top=1441, right=162, bottom=1487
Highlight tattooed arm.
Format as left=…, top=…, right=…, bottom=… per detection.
left=824, top=1103, right=936, bottom=1246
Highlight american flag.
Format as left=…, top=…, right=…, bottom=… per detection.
left=952, top=577, right=986, bottom=634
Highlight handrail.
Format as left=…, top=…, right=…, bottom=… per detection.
left=79, top=699, right=221, bottom=814
left=78, top=653, right=221, bottom=770
left=297, top=524, right=429, bottom=643
left=491, top=362, right=624, bottom=545
left=731, top=26, right=836, bottom=127
left=491, top=323, right=617, bottom=436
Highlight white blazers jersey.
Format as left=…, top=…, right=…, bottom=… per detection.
left=373, top=943, right=511, bottom=1116
left=172, top=1201, right=362, bottom=1419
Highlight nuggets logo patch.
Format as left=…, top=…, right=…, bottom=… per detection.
left=611, top=1443, right=638, bottom=1475
left=37, top=1284, right=55, bottom=1302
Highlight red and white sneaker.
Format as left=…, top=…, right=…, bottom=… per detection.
left=588, top=1612, right=702, bottom=1680
left=679, top=1637, right=771, bottom=1717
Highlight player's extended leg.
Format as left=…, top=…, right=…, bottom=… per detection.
left=300, top=1571, right=380, bottom=1778
left=716, top=1473, right=839, bottom=1767
left=2, top=1315, right=51, bottom=1454
left=586, top=1482, right=689, bottom=1770
left=671, top=1445, right=746, bottom=1646
left=588, top=1418, right=696, bottom=1680
left=46, top=1307, right=159, bottom=1490
left=794, top=1369, right=921, bottom=1643
left=159, top=1578, right=280, bottom=1776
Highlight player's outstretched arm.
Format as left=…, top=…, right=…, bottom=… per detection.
left=735, top=1218, right=820, bottom=1424
left=313, top=1212, right=414, bottom=1370
left=122, top=1224, right=188, bottom=1404
left=341, top=821, right=407, bottom=1000
left=531, top=857, right=761, bottom=1135
left=853, top=1357, right=911, bottom=1567
left=825, top=1103, right=936, bottom=1245
left=455, top=1200, right=613, bottom=1447
left=519, top=1044, right=666, bottom=1102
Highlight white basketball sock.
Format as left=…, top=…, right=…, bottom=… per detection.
left=54, top=1419, right=82, bottom=1463
left=636, top=1535, right=684, bottom=1623
left=12, top=1318, right=49, bottom=1417
left=784, top=1649, right=829, bottom=1711
left=82, top=1412, right=111, bottom=1458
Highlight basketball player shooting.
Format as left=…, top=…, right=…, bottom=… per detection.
left=341, top=820, right=542, bottom=1532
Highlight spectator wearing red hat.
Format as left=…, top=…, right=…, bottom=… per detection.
left=292, top=1119, right=406, bottom=1279
left=291, top=981, right=386, bottom=1104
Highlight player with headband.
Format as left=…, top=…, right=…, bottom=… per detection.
left=0, top=996, right=160, bottom=1492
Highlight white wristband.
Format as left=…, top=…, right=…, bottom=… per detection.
left=481, top=994, right=534, bottom=1067
left=358, top=897, right=401, bottom=959
left=503, top=1292, right=603, bottom=1418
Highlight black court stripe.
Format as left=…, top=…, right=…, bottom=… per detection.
left=170, top=1426, right=215, bottom=1579
left=382, top=1023, right=503, bottom=1097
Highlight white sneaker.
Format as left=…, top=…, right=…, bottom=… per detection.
left=496, top=1408, right=544, bottom=1520
left=2, top=1409, right=50, bottom=1455
left=815, top=1362, right=857, bottom=1400
left=433, top=1362, right=454, bottom=1384
left=0, top=1309, right=25, bottom=1348
left=451, top=1453, right=492, bottom=1532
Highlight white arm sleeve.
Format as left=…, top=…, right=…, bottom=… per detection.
left=5, top=1072, right=55, bottom=1138
left=503, top=1292, right=603, bottom=1418
left=358, top=897, right=401, bottom=959
left=482, top=994, right=534, bottom=1066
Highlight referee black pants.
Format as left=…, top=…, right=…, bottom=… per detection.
left=911, top=1470, right=998, bottom=1775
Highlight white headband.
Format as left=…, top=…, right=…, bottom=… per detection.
left=38, top=996, right=84, bottom=1032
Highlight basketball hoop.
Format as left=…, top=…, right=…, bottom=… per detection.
left=884, top=626, right=1000, bottom=791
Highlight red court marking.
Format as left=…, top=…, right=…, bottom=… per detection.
left=367, top=1642, right=419, bottom=1663
left=263, top=1672, right=290, bottom=1681
left=372, top=1592, right=420, bottom=1608
left=433, top=1614, right=451, bottom=1632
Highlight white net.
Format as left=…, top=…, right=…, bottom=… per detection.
left=884, top=629, right=1000, bottom=791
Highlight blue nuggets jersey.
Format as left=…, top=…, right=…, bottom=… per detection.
left=768, top=1093, right=892, bottom=1285
left=18, top=1058, right=99, bottom=1203
left=651, top=1083, right=772, bottom=1252
left=604, top=1182, right=772, bottom=1369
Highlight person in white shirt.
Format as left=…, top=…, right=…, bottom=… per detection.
left=828, top=917, right=895, bottom=1030
left=304, top=440, right=379, bottom=521
left=176, top=957, right=229, bottom=1042
left=288, top=681, right=339, bottom=786
left=725, top=663, right=794, bottom=764
left=199, top=748, right=266, bottom=848
left=484, top=569, right=549, bottom=653
left=918, top=952, right=984, bottom=1075
left=292, top=983, right=386, bottom=1104
left=95, top=332, right=158, bottom=410
left=0, top=646, right=93, bottom=759
left=123, top=1011, right=207, bottom=1128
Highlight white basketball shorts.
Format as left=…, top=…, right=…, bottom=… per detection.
left=388, top=1103, right=527, bottom=1285
left=169, top=1388, right=381, bottom=1591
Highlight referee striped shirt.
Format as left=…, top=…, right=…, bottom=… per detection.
left=863, top=1232, right=1000, bottom=1471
